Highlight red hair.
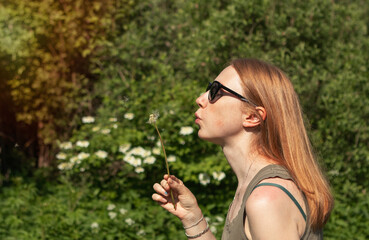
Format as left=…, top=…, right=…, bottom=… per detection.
left=232, top=58, right=333, bottom=230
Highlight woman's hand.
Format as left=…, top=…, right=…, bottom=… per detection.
left=152, top=174, right=203, bottom=225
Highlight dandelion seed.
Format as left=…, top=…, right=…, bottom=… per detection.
left=124, top=113, right=134, bottom=120
left=76, top=140, right=89, bottom=148
left=180, top=126, right=194, bottom=135
left=82, top=116, right=95, bottom=123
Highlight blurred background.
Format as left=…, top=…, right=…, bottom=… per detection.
left=0, top=0, right=368, bottom=239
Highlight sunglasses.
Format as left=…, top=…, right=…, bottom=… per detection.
left=206, top=81, right=257, bottom=106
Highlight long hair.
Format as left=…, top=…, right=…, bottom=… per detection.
left=231, top=58, right=333, bottom=230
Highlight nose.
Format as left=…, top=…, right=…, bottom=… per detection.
left=196, top=91, right=208, bottom=108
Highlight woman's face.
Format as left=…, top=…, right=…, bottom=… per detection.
left=195, top=66, right=246, bottom=146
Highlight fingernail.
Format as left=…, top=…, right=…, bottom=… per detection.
left=164, top=191, right=168, bottom=195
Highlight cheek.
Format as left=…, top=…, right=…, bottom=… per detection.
left=215, top=119, right=224, bottom=128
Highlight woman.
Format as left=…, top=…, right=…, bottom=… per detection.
left=152, top=58, right=333, bottom=239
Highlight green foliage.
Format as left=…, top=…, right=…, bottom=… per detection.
left=0, top=0, right=134, bottom=167
left=0, top=0, right=368, bottom=239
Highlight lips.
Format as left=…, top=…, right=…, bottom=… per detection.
left=195, top=112, right=201, bottom=124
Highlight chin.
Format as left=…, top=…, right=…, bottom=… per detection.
left=198, top=131, right=223, bottom=145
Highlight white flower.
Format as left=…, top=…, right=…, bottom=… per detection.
left=137, top=229, right=145, bottom=236
left=80, top=167, right=85, bottom=172
left=57, top=162, right=73, bottom=170
left=135, top=167, right=144, bottom=173
left=109, top=117, right=117, bottom=122
left=198, top=173, right=210, bottom=186
left=215, top=216, right=224, bottom=222
left=59, top=141, right=73, bottom=150
left=95, top=150, right=108, bottom=159
left=119, top=143, right=131, bottom=153
left=56, top=152, right=67, bottom=160
left=82, top=116, right=95, bottom=123
left=76, top=140, right=89, bottom=148
left=124, top=155, right=141, bottom=167
left=77, top=152, right=90, bottom=160
left=167, top=155, right=176, bottom=162
left=180, top=126, right=194, bottom=135
left=112, top=124, right=118, bottom=129
left=152, top=147, right=161, bottom=155
left=128, top=147, right=150, bottom=157
left=119, top=208, right=127, bottom=215
left=91, top=222, right=99, bottom=229
left=212, top=171, right=226, bottom=181
left=107, top=204, right=116, bottom=211
left=92, top=126, right=100, bottom=132
left=70, top=156, right=81, bottom=165
left=210, top=225, right=217, bottom=234
left=156, top=140, right=161, bottom=147
left=108, top=212, right=117, bottom=219
left=125, top=218, right=135, bottom=225
left=124, top=113, right=134, bottom=120
left=101, top=128, right=111, bottom=134
left=143, top=156, right=156, bottom=164
left=147, top=135, right=155, bottom=141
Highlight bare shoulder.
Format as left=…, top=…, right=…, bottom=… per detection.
left=245, top=179, right=303, bottom=239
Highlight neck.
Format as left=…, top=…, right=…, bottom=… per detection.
left=221, top=138, right=270, bottom=190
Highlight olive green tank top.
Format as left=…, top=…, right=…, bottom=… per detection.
left=221, top=164, right=323, bottom=240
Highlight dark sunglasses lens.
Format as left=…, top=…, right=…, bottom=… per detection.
left=209, top=82, right=220, bottom=101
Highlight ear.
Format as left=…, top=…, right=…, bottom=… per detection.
left=242, top=107, right=267, bottom=128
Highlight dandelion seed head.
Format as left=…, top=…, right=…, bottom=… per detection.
left=148, top=111, right=159, bottom=124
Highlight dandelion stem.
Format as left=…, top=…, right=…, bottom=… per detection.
left=154, top=123, right=176, bottom=210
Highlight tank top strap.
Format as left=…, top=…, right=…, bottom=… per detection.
left=240, top=164, right=294, bottom=209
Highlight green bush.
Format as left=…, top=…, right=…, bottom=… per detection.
left=1, top=0, right=368, bottom=239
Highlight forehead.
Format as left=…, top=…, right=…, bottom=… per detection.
left=214, top=66, right=242, bottom=90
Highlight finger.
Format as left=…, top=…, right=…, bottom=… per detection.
left=168, top=176, right=187, bottom=195
left=160, top=179, right=170, bottom=191
left=152, top=193, right=168, bottom=204
left=153, top=183, right=169, bottom=196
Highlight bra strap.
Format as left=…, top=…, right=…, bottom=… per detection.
left=252, top=182, right=307, bottom=221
